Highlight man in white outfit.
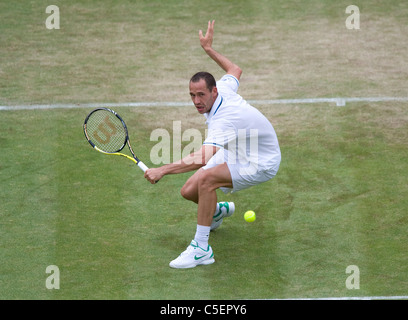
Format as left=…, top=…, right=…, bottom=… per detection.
left=145, top=20, right=281, bottom=269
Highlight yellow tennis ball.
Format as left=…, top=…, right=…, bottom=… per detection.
left=244, top=210, right=256, bottom=222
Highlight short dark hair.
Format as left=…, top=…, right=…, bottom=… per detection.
left=190, top=72, right=216, bottom=91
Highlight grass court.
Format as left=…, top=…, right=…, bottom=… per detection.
left=1, top=0, right=407, bottom=300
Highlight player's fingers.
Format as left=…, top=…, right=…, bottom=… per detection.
left=207, top=20, right=212, bottom=34
left=144, top=170, right=154, bottom=183
left=207, top=22, right=214, bottom=39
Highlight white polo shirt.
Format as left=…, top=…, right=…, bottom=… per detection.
left=203, top=74, right=281, bottom=175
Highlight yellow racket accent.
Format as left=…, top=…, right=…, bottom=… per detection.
left=94, top=146, right=138, bottom=164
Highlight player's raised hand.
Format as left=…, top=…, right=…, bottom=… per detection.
left=197, top=20, right=242, bottom=80
left=199, top=20, right=215, bottom=51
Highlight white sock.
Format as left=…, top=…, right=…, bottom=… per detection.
left=194, top=224, right=211, bottom=250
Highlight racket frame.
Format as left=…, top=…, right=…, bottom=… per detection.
left=83, top=107, right=149, bottom=172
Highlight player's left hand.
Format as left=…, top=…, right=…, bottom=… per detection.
left=199, top=20, right=215, bottom=51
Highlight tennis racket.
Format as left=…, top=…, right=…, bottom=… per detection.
left=83, top=107, right=149, bottom=173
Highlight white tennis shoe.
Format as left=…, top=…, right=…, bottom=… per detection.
left=169, top=240, right=214, bottom=269
left=210, top=202, right=235, bottom=231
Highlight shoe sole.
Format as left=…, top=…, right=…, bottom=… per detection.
left=169, top=258, right=215, bottom=269
left=210, top=218, right=223, bottom=231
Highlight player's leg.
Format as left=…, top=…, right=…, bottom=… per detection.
left=180, top=169, right=200, bottom=203
left=180, top=166, right=234, bottom=223
left=169, top=163, right=232, bottom=269
left=181, top=160, right=235, bottom=231
left=180, top=148, right=229, bottom=203
left=181, top=163, right=233, bottom=226
left=196, top=163, right=233, bottom=226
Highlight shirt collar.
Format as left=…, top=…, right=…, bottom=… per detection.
left=204, top=94, right=223, bottom=122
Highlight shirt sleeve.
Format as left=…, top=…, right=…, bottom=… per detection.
left=216, top=74, right=240, bottom=95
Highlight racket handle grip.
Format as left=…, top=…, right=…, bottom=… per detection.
left=137, top=161, right=149, bottom=172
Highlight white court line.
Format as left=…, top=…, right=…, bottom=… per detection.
left=0, top=101, right=192, bottom=111
left=0, top=96, right=407, bottom=111
left=250, top=96, right=408, bottom=107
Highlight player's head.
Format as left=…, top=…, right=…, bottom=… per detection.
left=189, top=72, right=218, bottom=114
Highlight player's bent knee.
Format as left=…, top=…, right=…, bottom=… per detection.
left=197, top=170, right=218, bottom=193
left=180, top=183, right=197, bottom=202
left=180, top=185, right=191, bottom=200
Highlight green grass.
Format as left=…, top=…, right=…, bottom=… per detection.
left=1, top=0, right=408, bottom=300
left=1, top=103, right=407, bottom=299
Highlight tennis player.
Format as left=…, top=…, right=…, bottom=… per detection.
left=144, top=20, right=281, bottom=268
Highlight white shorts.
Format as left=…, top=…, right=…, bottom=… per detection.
left=202, top=148, right=280, bottom=194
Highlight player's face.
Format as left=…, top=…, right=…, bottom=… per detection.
left=189, top=79, right=218, bottom=114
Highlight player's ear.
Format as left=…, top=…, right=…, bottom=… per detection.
left=212, top=86, right=218, bottom=95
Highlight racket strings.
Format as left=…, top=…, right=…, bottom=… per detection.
left=86, top=110, right=127, bottom=152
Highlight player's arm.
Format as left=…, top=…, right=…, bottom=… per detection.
left=199, top=20, right=242, bottom=81
left=144, top=145, right=218, bottom=184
